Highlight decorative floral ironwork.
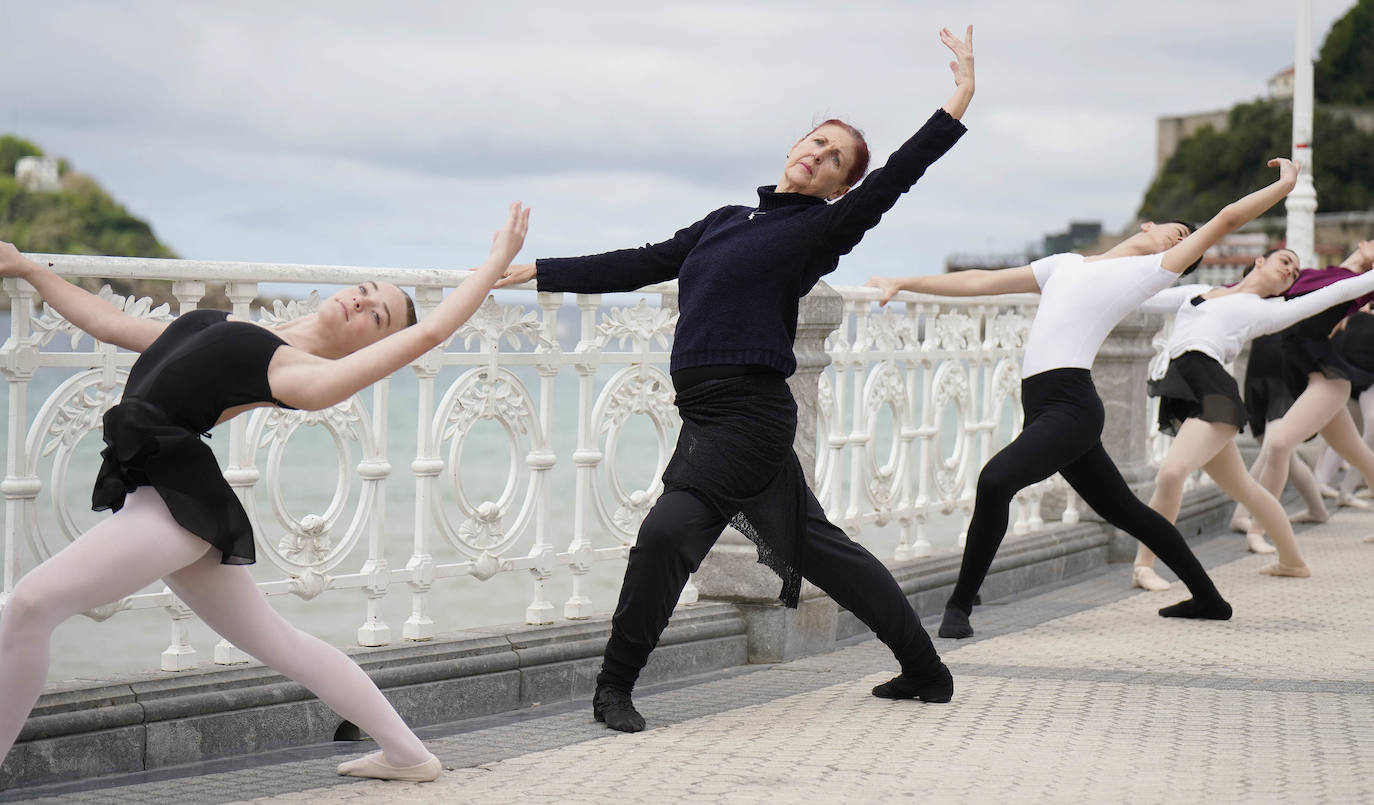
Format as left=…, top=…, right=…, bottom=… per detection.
left=597, top=300, right=677, bottom=350
left=277, top=513, right=333, bottom=567
left=257, top=291, right=320, bottom=326
left=456, top=297, right=547, bottom=351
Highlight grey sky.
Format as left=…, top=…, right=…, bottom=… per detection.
left=0, top=1, right=1357, bottom=287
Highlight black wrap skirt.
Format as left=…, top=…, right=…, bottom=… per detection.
left=92, top=399, right=256, bottom=564
left=662, top=373, right=806, bottom=608
left=1244, top=333, right=1295, bottom=436
left=1148, top=351, right=1247, bottom=437
left=1282, top=335, right=1372, bottom=398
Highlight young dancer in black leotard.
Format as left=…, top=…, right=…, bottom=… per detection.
left=0, top=202, right=528, bottom=783
left=494, top=26, right=975, bottom=733
left=867, top=158, right=1299, bottom=639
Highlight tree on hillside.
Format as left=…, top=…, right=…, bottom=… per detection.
left=0, top=135, right=42, bottom=176
left=1139, top=101, right=1374, bottom=222
left=1316, top=0, right=1374, bottom=105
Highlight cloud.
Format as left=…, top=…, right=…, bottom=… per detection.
left=0, top=0, right=1357, bottom=285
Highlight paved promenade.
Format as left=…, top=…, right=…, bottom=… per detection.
left=8, top=511, right=1374, bottom=804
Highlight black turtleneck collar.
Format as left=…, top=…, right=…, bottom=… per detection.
left=755, top=185, right=828, bottom=211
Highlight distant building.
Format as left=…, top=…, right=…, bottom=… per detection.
left=15, top=156, right=60, bottom=192
left=1268, top=66, right=1295, bottom=100
left=1043, top=221, right=1101, bottom=256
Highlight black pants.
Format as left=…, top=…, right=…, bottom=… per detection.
left=946, top=368, right=1223, bottom=614
left=598, top=488, right=939, bottom=693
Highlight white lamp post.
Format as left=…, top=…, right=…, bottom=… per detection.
left=1286, top=0, right=1317, bottom=267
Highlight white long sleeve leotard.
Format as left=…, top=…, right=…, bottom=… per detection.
left=1139, top=269, right=1374, bottom=367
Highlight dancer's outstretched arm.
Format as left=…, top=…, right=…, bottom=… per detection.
left=0, top=241, right=170, bottom=351
left=865, top=264, right=1039, bottom=305
left=1160, top=159, right=1298, bottom=275
left=271, top=202, right=530, bottom=410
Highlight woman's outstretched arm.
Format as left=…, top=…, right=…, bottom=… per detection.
left=864, top=265, right=1040, bottom=305
left=270, top=203, right=530, bottom=410
left=1159, top=159, right=1298, bottom=275
left=0, top=241, right=170, bottom=351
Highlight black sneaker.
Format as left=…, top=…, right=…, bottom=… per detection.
left=592, top=685, right=646, bottom=732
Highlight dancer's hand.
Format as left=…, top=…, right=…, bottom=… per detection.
left=864, top=275, right=906, bottom=306
left=939, top=25, right=974, bottom=119
left=941, top=25, right=974, bottom=90
left=1268, top=157, right=1299, bottom=188
left=493, top=262, right=536, bottom=289
left=0, top=240, right=35, bottom=278
left=489, top=202, right=530, bottom=267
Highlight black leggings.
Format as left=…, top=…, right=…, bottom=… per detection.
left=598, top=488, right=940, bottom=692
left=946, top=368, right=1223, bottom=614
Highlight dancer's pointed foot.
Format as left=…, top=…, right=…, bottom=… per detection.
left=1158, top=597, right=1233, bottom=621
left=1259, top=562, right=1311, bottom=578
left=1364, top=533, right=1374, bottom=543
left=1132, top=565, right=1172, bottom=592
left=1229, top=513, right=1253, bottom=534
left=937, top=606, right=973, bottom=639
left=1246, top=531, right=1277, bottom=554
left=1320, top=483, right=1341, bottom=499
left=593, top=685, right=646, bottom=733
left=337, top=751, right=442, bottom=782
left=871, top=662, right=954, bottom=702
left=1289, top=507, right=1330, bottom=524
left=1338, top=494, right=1372, bottom=510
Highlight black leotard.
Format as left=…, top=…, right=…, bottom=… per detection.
left=92, top=309, right=292, bottom=563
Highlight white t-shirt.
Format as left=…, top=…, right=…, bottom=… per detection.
left=1138, top=269, right=1374, bottom=372
left=1021, top=252, right=1178, bottom=378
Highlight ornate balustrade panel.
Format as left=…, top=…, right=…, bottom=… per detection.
left=1, top=255, right=1174, bottom=675
left=820, top=288, right=1074, bottom=560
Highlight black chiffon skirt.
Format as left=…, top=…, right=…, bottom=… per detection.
left=661, top=373, right=807, bottom=608
left=1149, top=351, right=1246, bottom=437
left=92, top=398, right=256, bottom=564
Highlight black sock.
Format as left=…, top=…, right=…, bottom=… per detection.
left=1158, top=597, right=1232, bottom=620
left=938, top=606, right=974, bottom=639
left=871, top=662, right=954, bottom=702
left=593, top=684, right=646, bottom=733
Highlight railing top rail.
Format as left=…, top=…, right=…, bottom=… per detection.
left=20, top=253, right=677, bottom=295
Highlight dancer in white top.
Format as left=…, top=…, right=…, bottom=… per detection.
left=866, top=158, right=1297, bottom=638
left=1130, top=247, right=1374, bottom=590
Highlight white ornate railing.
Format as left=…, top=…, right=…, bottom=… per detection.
left=1, top=255, right=1123, bottom=675
left=819, top=289, right=1080, bottom=562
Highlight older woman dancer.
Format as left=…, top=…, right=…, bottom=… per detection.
left=494, top=26, right=975, bottom=732
left=1234, top=240, right=1374, bottom=548
left=0, top=202, right=529, bottom=782
left=1128, top=247, right=1374, bottom=590
left=866, top=158, right=1299, bottom=639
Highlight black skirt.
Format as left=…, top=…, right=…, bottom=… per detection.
left=1333, top=312, right=1374, bottom=396
left=662, top=373, right=806, bottom=608
left=1148, top=351, right=1246, bottom=437
left=92, top=398, right=256, bottom=565
left=1243, top=333, right=1294, bottom=436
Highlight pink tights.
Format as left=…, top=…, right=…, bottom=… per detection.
left=0, top=488, right=428, bottom=766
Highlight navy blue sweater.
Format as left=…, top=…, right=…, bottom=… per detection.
left=536, top=108, right=967, bottom=376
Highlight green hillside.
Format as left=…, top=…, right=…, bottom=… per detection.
left=1, top=134, right=182, bottom=305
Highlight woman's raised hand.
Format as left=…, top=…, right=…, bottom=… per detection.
left=1268, top=157, right=1299, bottom=187
left=490, top=202, right=530, bottom=267
left=940, top=25, right=974, bottom=90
